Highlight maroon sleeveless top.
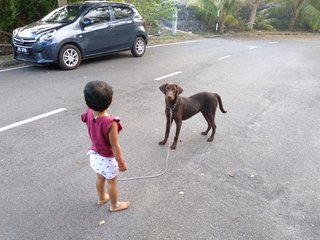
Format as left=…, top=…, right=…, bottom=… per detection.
left=81, top=109, right=122, bottom=158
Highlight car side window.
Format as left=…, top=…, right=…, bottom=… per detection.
left=84, top=6, right=111, bottom=24
left=112, top=6, right=133, bottom=20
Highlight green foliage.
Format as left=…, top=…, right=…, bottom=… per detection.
left=234, top=1, right=252, bottom=31
left=129, top=0, right=177, bottom=33
left=1, top=0, right=319, bottom=34
left=188, top=0, right=319, bottom=32
left=218, top=0, right=238, bottom=16
left=235, top=0, right=252, bottom=22
left=0, top=0, right=177, bottom=36
left=262, top=3, right=290, bottom=30
left=0, top=1, right=15, bottom=32
left=299, top=1, right=320, bottom=31
left=188, top=0, right=219, bottom=24
left=255, top=15, right=275, bottom=31
left=0, top=0, right=57, bottom=33
left=188, top=0, right=239, bottom=33
left=264, top=0, right=320, bottom=31
left=224, top=15, right=239, bottom=28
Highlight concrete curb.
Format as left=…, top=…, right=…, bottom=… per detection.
left=0, top=56, right=23, bottom=69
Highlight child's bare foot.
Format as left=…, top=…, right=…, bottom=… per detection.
left=97, top=194, right=110, bottom=205
left=109, top=201, right=130, bottom=212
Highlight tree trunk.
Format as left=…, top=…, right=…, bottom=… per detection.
left=218, top=15, right=224, bottom=33
left=288, top=0, right=305, bottom=31
left=248, top=0, right=259, bottom=30
left=58, top=0, right=68, bottom=7
left=288, top=11, right=298, bottom=31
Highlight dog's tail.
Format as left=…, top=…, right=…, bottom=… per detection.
left=215, top=93, right=227, bottom=113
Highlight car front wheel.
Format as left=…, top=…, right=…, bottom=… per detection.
left=58, top=44, right=81, bottom=70
left=131, top=37, right=146, bottom=57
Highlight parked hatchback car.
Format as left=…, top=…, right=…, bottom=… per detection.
left=12, top=1, right=148, bottom=70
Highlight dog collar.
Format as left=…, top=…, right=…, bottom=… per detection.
left=167, top=103, right=176, bottom=112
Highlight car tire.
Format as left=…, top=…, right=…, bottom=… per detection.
left=58, top=44, right=81, bottom=70
left=131, top=37, right=146, bottom=57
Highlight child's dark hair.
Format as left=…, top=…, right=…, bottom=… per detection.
left=84, top=81, right=113, bottom=111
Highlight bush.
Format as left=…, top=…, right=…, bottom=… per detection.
left=0, top=0, right=57, bottom=33
left=224, top=15, right=240, bottom=31
left=0, top=31, right=12, bottom=55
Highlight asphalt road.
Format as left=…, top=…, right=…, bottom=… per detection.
left=1, top=36, right=320, bottom=240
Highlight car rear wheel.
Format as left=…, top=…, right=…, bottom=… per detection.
left=131, top=37, right=146, bottom=57
left=58, top=44, right=81, bottom=70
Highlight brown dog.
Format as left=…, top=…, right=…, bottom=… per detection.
left=159, top=83, right=227, bottom=149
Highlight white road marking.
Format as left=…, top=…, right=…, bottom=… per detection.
left=0, top=65, right=31, bottom=73
left=147, top=40, right=203, bottom=48
left=0, top=108, right=67, bottom=133
left=154, top=71, right=182, bottom=81
left=218, top=55, right=232, bottom=60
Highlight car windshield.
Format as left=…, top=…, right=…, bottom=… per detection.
left=41, top=5, right=89, bottom=23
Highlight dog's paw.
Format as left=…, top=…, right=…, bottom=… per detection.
left=207, top=137, right=214, bottom=142
left=201, top=131, right=208, bottom=135
left=158, top=141, right=166, bottom=145
left=170, top=144, right=177, bottom=150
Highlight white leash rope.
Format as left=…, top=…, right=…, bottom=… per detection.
left=119, top=110, right=173, bottom=181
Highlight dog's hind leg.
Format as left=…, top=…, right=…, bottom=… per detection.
left=201, top=111, right=211, bottom=136
left=207, top=112, right=217, bottom=142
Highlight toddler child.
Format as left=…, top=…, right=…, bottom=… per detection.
left=81, top=80, right=129, bottom=212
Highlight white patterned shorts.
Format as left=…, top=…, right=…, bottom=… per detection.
left=87, top=150, right=119, bottom=179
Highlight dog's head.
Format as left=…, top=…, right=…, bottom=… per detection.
left=159, top=83, right=183, bottom=101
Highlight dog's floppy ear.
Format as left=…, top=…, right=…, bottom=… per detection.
left=159, top=83, right=168, bottom=94
left=176, top=84, right=183, bottom=95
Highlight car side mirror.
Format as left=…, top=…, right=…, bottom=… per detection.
left=80, top=18, right=93, bottom=28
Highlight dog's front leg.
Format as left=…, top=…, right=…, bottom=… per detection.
left=170, top=120, right=182, bottom=150
left=159, top=115, right=171, bottom=145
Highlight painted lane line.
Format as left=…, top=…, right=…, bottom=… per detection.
left=147, top=40, right=203, bottom=49
left=154, top=71, right=182, bottom=81
left=218, top=55, right=232, bottom=60
left=0, top=108, right=67, bottom=133
left=0, top=65, right=31, bottom=73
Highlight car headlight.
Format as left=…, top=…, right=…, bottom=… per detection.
left=37, top=29, right=56, bottom=42
left=137, top=26, right=145, bottom=32
left=13, top=28, right=21, bottom=36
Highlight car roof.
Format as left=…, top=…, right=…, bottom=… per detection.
left=69, top=1, right=134, bottom=8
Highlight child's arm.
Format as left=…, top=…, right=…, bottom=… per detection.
left=108, top=121, right=127, bottom=172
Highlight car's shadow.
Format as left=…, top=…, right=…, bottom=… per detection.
left=20, top=52, right=132, bottom=71
left=81, top=52, right=131, bottom=67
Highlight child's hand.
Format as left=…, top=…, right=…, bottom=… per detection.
left=118, top=161, right=127, bottom=172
